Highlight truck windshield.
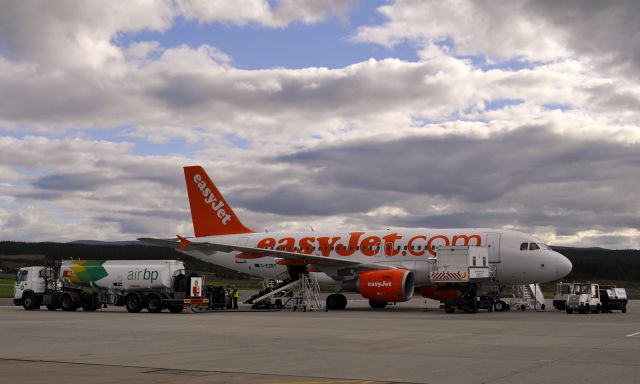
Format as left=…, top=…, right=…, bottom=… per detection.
left=16, top=270, right=28, bottom=283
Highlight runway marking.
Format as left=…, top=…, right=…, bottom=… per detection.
left=626, top=331, right=640, bottom=337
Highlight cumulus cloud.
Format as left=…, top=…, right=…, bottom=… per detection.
left=179, top=0, right=353, bottom=27
left=354, top=0, right=640, bottom=79
left=0, top=0, right=638, bottom=249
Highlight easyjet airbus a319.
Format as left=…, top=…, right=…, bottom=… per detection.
left=141, top=166, right=572, bottom=310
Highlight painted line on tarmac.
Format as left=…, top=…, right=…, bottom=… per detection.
left=627, top=331, right=640, bottom=337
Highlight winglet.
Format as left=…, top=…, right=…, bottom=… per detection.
left=177, top=235, right=191, bottom=251
left=184, top=165, right=253, bottom=237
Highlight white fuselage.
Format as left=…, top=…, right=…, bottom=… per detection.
left=179, top=228, right=572, bottom=287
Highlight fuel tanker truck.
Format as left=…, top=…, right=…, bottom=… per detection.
left=14, top=260, right=193, bottom=313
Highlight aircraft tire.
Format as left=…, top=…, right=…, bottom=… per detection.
left=338, top=294, right=347, bottom=309
left=326, top=294, right=347, bottom=310
left=368, top=299, right=388, bottom=309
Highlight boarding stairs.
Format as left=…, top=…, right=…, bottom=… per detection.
left=244, top=274, right=323, bottom=311
left=293, top=273, right=323, bottom=312
left=244, top=279, right=298, bottom=305
left=510, top=284, right=546, bottom=311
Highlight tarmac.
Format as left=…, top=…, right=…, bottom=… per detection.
left=1, top=295, right=639, bottom=384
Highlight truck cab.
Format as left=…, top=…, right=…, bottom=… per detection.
left=566, top=283, right=601, bottom=314
left=14, top=267, right=46, bottom=309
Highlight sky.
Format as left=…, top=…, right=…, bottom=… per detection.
left=0, top=0, right=639, bottom=249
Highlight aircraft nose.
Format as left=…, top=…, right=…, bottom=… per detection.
left=555, top=253, right=572, bottom=279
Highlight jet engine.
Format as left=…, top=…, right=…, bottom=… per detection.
left=345, top=269, right=415, bottom=302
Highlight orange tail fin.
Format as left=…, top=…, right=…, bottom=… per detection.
left=183, top=166, right=253, bottom=237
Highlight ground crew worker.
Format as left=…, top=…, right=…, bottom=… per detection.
left=226, top=286, right=233, bottom=309
left=232, top=286, right=239, bottom=309
left=224, top=286, right=231, bottom=309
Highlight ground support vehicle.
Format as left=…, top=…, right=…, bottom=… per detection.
left=430, top=246, right=495, bottom=313
left=14, top=260, right=192, bottom=313
left=552, top=282, right=575, bottom=310
left=566, top=283, right=601, bottom=314
left=599, top=286, right=627, bottom=313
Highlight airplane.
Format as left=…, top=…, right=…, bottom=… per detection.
left=141, top=165, right=572, bottom=310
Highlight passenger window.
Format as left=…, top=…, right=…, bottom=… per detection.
left=520, top=243, right=528, bottom=251
left=529, top=243, right=540, bottom=251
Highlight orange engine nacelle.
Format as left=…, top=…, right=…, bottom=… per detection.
left=358, top=269, right=415, bottom=302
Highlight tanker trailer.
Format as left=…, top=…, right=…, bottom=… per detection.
left=14, top=260, right=191, bottom=313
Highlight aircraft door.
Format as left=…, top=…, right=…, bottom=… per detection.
left=485, top=233, right=501, bottom=263
left=235, top=237, right=249, bottom=263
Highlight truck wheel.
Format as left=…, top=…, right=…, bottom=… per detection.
left=494, top=301, right=505, bottom=312
left=520, top=304, right=526, bottom=311
left=81, top=301, right=98, bottom=312
left=46, top=304, right=58, bottom=311
left=584, top=304, right=591, bottom=314
left=22, top=292, right=39, bottom=310
left=168, top=304, right=183, bottom=313
left=622, top=306, right=627, bottom=313
left=145, top=294, right=163, bottom=313
left=125, top=293, right=143, bottom=313
left=595, top=304, right=601, bottom=314
left=60, top=294, right=78, bottom=311
left=540, top=304, right=546, bottom=311
left=566, top=308, right=573, bottom=314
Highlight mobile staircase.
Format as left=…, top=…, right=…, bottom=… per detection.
left=510, top=284, right=546, bottom=311
left=245, top=274, right=323, bottom=311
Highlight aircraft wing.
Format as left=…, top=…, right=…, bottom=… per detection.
left=138, top=237, right=391, bottom=272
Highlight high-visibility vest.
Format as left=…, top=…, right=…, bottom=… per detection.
left=233, top=289, right=239, bottom=298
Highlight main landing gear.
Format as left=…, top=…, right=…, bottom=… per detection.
left=326, top=293, right=347, bottom=310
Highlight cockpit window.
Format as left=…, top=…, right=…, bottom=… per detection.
left=529, top=243, right=540, bottom=251
left=539, top=243, right=550, bottom=250
left=520, top=243, right=528, bottom=251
